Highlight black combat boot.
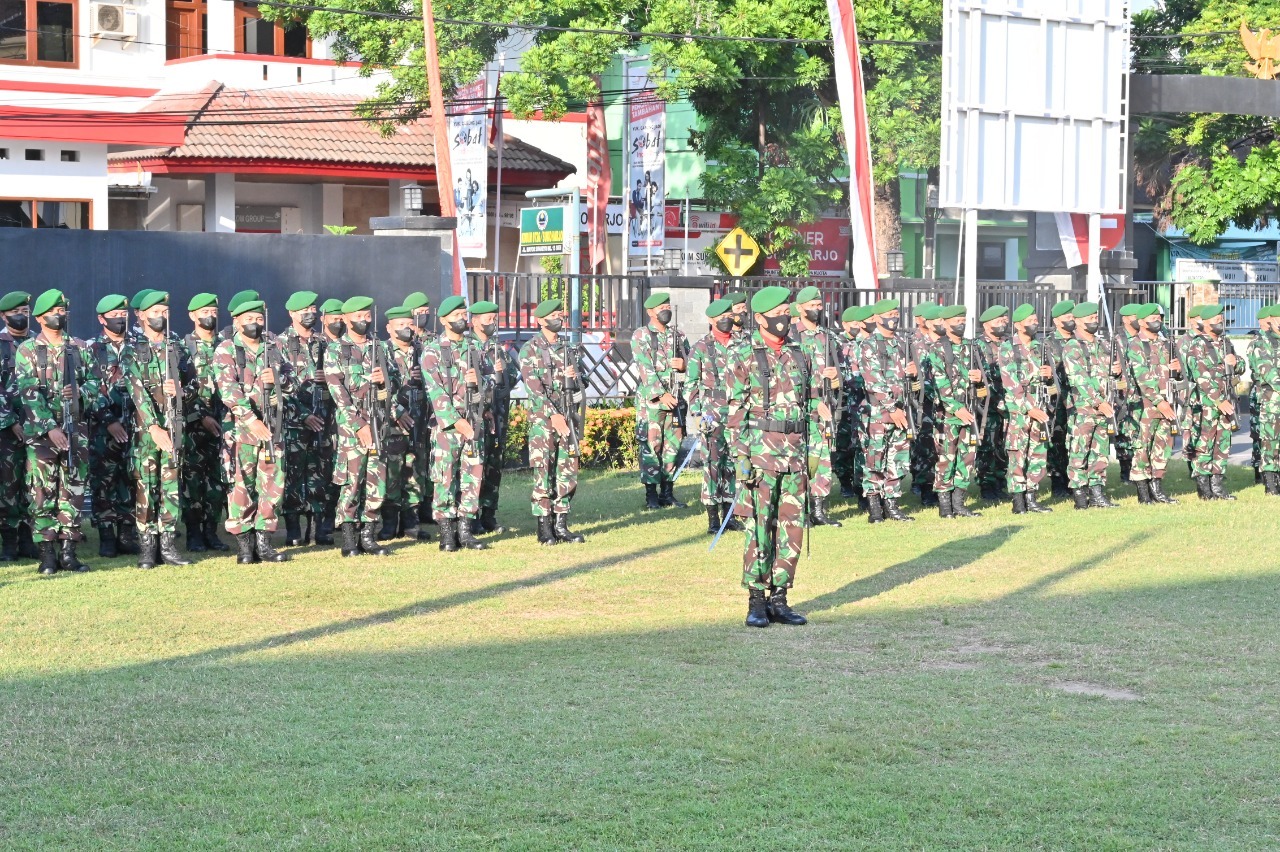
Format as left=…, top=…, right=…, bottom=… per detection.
left=97, top=523, right=118, bottom=558
left=644, top=483, right=661, bottom=510
left=1264, top=471, right=1280, bottom=496
left=1134, top=481, right=1154, bottom=505
left=1210, top=474, right=1235, bottom=501
left=378, top=505, right=398, bottom=540
left=456, top=519, right=487, bottom=551
left=479, top=506, right=505, bottom=534
left=438, top=519, right=459, bottom=553
left=937, top=490, right=955, bottom=519
left=395, top=507, right=407, bottom=538
left=0, top=527, right=17, bottom=561
left=18, top=523, right=39, bottom=560
left=399, top=508, right=416, bottom=539
left=919, top=484, right=939, bottom=507
left=1051, top=478, right=1070, bottom=498
left=883, top=497, right=914, bottom=522
left=284, top=514, right=304, bottom=547
left=1072, top=488, right=1090, bottom=510
left=416, top=510, right=433, bottom=541
left=1088, top=485, right=1118, bottom=509
left=340, top=523, right=361, bottom=557
left=951, top=491, right=981, bottom=517
left=159, top=533, right=191, bottom=566
left=839, top=476, right=856, bottom=499
left=116, top=521, right=141, bottom=556
left=1119, top=456, right=1132, bottom=482
left=658, top=481, right=687, bottom=509
left=867, top=494, right=885, bottom=524
left=980, top=485, right=999, bottom=501
left=766, top=587, right=807, bottom=625
left=255, top=530, right=288, bottom=562
left=203, top=517, right=229, bottom=551
left=315, top=510, right=336, bottom=546
left=360, top=523, right=390, bottom=556
left=60, top=539, right=89, bottom=573
left=236, top=532, right=258, bottom=565
left=721, top=503, right=744, bottom=532
left=185, top=511, right=207, bottom=553
left=706, top=503, right=720, bottom=534
left=1149, top=478, right=1177, bottom=504
left=1025, top=490, right=1053, bottom=513
left=1011, top=492, right=1028, bottom=515
left=536, top=515, right=558, bottom=546
left=1195, top=475, right=1214, bottom=500
left=553, top=513, right=584, bottom=544
left=745, top=588, right=770, bottom=629
left=810, top=497, right=842, bottom=527
left=38, top=540, right=59, bottom=576
left=138, top=534, right=158, bottom=570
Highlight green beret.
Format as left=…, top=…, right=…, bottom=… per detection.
left=470, top=300, right=499, bottom=316
left=795, top=286, right=822, bottom=304
left=438, top=295, right=467, bottom=317
left=706, top=298, right=731, bottom=319
left=0, top=291, right=30, bottom=312
left=789, top=303, right=800, bottom=317
left=1012, top=304, right=1035, bottom=323
left=1118, top=303, right=1140, bottom=317
left=32, top=289, right=67, bottom=317
left=1199, top=305, right=1224, bottom=320
left=138, top=291, right=169, bottom=311
left=187, top=292, right=218, bottom=312
left=227, top=290, right=260, bottom=314
left=1050, top=300, right=1076, bottom=319
left=724, top=291, right=748, bottom=306
left=534, top=298, right=563, bottom=318
left=841, top=305, right=859, bottom=323
left=916, top=304, right=941, bottom=321
left=1187, top=305, right=1203, bottom=319
left=230, top=299, right=266, bottom=318
left=1134, top=304, right=1157, bottom=320
left=979, top=305, right=1009, bottom=323
left=644, top=292, right=671, bottom=310
left=1072, top=301, right=1100, bottom=318
left=402, top=291, right=430, bottom=311
left=285, top=291, right=318, bottom=312
left=384, top=306, right=412, bottom=320
left=851, top=305, right=877, bottom=323
left=872, top=298, right=901, bottom=315
left=915, top=301, right=937, bottom=315
left=342, top=296, right=374, bottom=314
left=320, top=298, right=345, bottom=315
left=938, top=305, right=967, bottom=320
left=129, top=289, right=156, bottom=310
left=750, top=285, right=791, bottom=315
left=96, top=294, right=128, bottom=315
left=1260, top=305, right=1277, bottom=320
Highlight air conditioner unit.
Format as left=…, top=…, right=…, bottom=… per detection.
left=90, top=3, right=139, bottom=40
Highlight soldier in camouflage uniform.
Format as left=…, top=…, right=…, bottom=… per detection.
left=315, top=297, right=348, bottom=543
left=402, top=290, right=436, bottom=528
left=632, top=292, right=689, bottom=510
left=1183, top=304, right=1244, bottom=500
left=687, top=299, right=744, bottom=535
left=1249, top=305, right=1280, bottom=496
left=857, top=298, right=917, bottom=523
left=211, top=299, right=293, bottom=564
left=472, top=300, right=518, bottom=534
left=277, top=291, right=333, bottom=546
left=792, top=286, right=843, bottom=527
left=126, top=291, right=199, bottom=569
left=1121, top=303, right=1180, bottom=505
left=923, top=304, right=985, bottom=518
left=1112, top=304, right=1144, bottom=483
left=421, top=295, right=488, bottom=552
left=996, top=304, right=1055, bottom=515
left=1061, top=302, right=1120, bottom=510
left=379, top=305, right=427, bottom=540
left=83, top=296, right=136, bottom=558
left=182, top=293, right=230, bottom=553
left=219, top=290, right=260, bottom=341
left=1046, top=300, right=1077, bottom=496
left=15, top=289, right=102, bottom=575
left=723, top=291, right=749, bottom=342
left=833, top=304, right=873, bottom=503
left=975, top=306, right=1009, bottom=500
left=908, top=302, right=942, bottom=507
left=725, top=285, right=824, bottom=629
left=0, top=290, right=38, bottom=560
left=324, top=296, right=395, bottom=558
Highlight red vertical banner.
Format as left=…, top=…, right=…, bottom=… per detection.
left=827, top=0, right=879, bottom=288
left=586, top=82, right=611, bottom=273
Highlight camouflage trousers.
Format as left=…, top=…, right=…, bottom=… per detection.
left=831, top=405, right=862, bottom=493
left=1249, top=389, right=1260, bottom=473
left=807, top=417, right=834, bottom=499
left=133, top=437, right=182, bottom=536
left=1188, top=409, right=1233, bottom=477
left=431, top=428, right=484, bottom=520
left=0, top=431, right=29, bottom=531
left=1257, top=403, right=1279, bottom=473
left=333, top=441, right=387, bottom=525
left=977, top=409, right=1008, bottom=492
left=384, top=431, right=425, bottom=510
left=26, top=437, right=88, bottom=542
left=1047, top=404, right=1070, bottom=489
left=479, top=404, right=508, bottom=511
left=1114, top=406, right=1135, bottom=465
left=911, top=415, right=938, bottom=492
left=529, top=415, right=578, bottom=516
left=933, top=422, right=978, bottom=492
left=282, top=424, right=332, bottom=516
left=862, top=418, right=910, bottom=499
left=181, top=427, right=224, bottom=524
left=737, top=467, right=807, bottom=592
left=1126, top=407, right=1174, bottom=481
left=639, top=409, right=682, bottom=485
left=89, top=426, right=134, bottom=527
left=1066, top=411, right=1111, bottom=488
left=1003, top=414, right=1048, bottom=493
left=225, top=440, right=284, bottom=534
left=699, top=427, right=735, bottom=506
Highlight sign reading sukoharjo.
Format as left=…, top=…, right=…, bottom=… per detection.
left=518, top=206, right=566, bottom=256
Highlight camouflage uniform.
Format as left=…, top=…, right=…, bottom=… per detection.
left=15, top=334, right=101, bottom=542
left=517, top=332, right=583, bottom=517
left=975, top=336, right=1008, bottom=496
left=325, top=334, right=398, bottom=525
left=383, top=338, right=426, bottom=521
left=421, top=335, right=484, bottom=521
left=996, top=338, right=1052, bottom=494
left=277, top=328, right=333, bottom=521
left=1184, top=333, right=1243, bottom=478
left=1112, top=328, right=1137, bottom=479
left=476, top=334, right=519, bottom=513
left=910, top=331, right=939, bottom=496
left=181, top=332, right=226, bottom=534
left=833, top=331, right=867, bottom=499
left=632, top=322, right=689, bottom=488
left=1122, top=334, right=1176, bottom=482
left=85, top=336, right=135, bottom=530
left=0, top=332, right=31, bottom=544
left=796, top=325, right=839, bottom=501
left=126, top=335, right=198, bottom=536
left=1061, top=336, right=1113, bottom=489
left=923, top=339, right=980, bottom=493
left=686, top=331, right=740, bottom=507
left=1248, top=329, right=1279, bottom=477
left=856, top=331, right=912, bottom=500
left=1045, top=333, right=1073, bottom=492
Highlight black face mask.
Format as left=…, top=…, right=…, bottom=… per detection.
left=299, top=311, right=318, bottom=330
left=715, top=317, right=734, bottom=333
left=349, top=320, right=370, bottom=336
left=949, top=322, right=965, bottom=338
left=326, top=319, right=346, bottom=337
left=543, top=318, right=563, bottom=333
left=414, top=313, right=431, bottom=330
left=804, top=308, right=821, bottom=324
left=6, top=314, right=28, bottom=332
left=241, top=322, right=263, bottom=340
left=762, top=314, right=790, bottom=339
left=394, top=327, right=415, bottom=343
left=656, top=309, right=673, bottom=326
left=732, top=313, right=745, bottom=328
left=1022, top=323, right=1039, bottom=338
left=103, top=317, right=127, bottom=335
left=989, top=324, right=1010, bottom=339
left=147, top=316, right=167, bottom=333
left=1145, top=320, right=1163, bottom=333
left=197, top=316, right=218, bottom=331
left=1059, top=319, right=1077, bottom=333
left=447, top=318, right=468, bottom=334
left=479, top=321, right=497, bottom=337
left=1208, top=321, right=1224, bottom=335
left=44, top=314, right=66, bottom=331
left=879, top=317, right=899, bottom=332
left=1082, top=320, right=1100, bottom=334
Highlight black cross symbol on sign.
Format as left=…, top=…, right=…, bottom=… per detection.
left=722, top=232, right=757, bottom=272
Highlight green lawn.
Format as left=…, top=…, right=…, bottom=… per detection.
left=1, top=467, right=1278, bottom=849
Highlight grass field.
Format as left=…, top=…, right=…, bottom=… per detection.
left=2, top=466, right=1278, bottom=849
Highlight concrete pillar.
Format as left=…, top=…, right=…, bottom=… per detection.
left=204, top=173, right=236, bottom=233
left=321, top=184, right=344, bottom=230
left=369, top=214, right=455, bottom=305
left=387, top=180, right=406, bottom=217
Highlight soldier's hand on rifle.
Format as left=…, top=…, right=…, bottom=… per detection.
left=1030, top=408, right=1049, bottom=424
left=356, top=424, right=373, bottom=448
left=1170, top=359, right=1182, bottom=373
left=565, top=365, right=577, bottom=379
left=161, top=379, right=177, bottom=398
left=371, top=367, right=385, bottom=386
left=957, top=407, right=976, bottom=426
left=1225, top=353, right=1238, bottom=368
left=1217, top=399, right=1235, bottom=417
left=905, top=361, right=918, bottom=378
left=149, top=424, right=174, bottom=453
left=465, top=368, right=478, bottom=386
left=410, top=366, right=423, bottom=385
left=60, top=384, right=74, bottom=401
left=1039, top=364, right=1053, bottom=380
left=889, top=408, right=908, bottom=430
left=202, top=416, right=221, bottom=436
left=48, top=427, right=70, bottom=452
left=822, top=366, right=840, bottom=383
left=1157, top=400, right=1176, bottom=421
left=107, top=422, right=128, bottom=443
left=671, top=357, right=685, bottom=372
left=551, top=413, right=571, bottom=438
left=968, top=369, right=983, bottom=383
left=1098, top=401, right=1115, bottom=418
left=248, top=419, right=273, bottom=445
left=260, top=368, right=276, bottom=387
left=397, top=414, right=414, bottom=432
left=659, top=393, right=679, bottom=410
left=817, top=401, right=833, bottom=423
left=454, top=418, right=475, bottom=441
left=304, top=414, right=325, bottom=432
left=10, top=424, right=21, bottom=441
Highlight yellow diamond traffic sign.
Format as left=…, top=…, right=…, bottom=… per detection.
left=716, top=227, right=761, bottom=277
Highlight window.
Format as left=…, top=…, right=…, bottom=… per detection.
left=234, top=2, right=309, bottom=58
left=0, top=198, right=90, bottom=228
left=165, top=0, right=207, bottom=60
left=0, top=0, right=76, bottom=66
left=0, top=149, right=8, bottom=159
left=59, top=149, right=77, bottom=162
left=25, top=148, right=42, bottom=160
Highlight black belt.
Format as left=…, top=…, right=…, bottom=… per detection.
left=756, top=417, right=805, bottom=434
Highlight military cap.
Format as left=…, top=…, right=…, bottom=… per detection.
left=841, top=305, right=860, bottom=323
left=1050, top=300, right=1076, bottom=319
left=938, top=305, right=967, bottom=320
left=723, top=291, right=748, bottom=306
left=470, top=300, right=499, bottom=315
left=320, top=298, right=345, bottom=315
left=750, top=285, right=791, bottom=314
left=438, top=295, right=467, bottom=317
left=384, top=306, right=412, bottom=320
left=1259, top=305, right=1277, bottom=321
left=979, top=305, right=1009, bottom=323
left=32, top=289, right=67, bottom=316
left=916, top=304, right=941, bottom=321
left=795, top=285, right=822, bottom=304
left=1187, top=305, right=1203, bottom=319
left=341, top=296, right=374, bottom=314
left=1072, top=301, right=1100, bottom=318
left=706, top=298, right=731, bottom=319
left=871, top=298, right=901, bottom=315
left=1012, top=303, right=1036, bottom=323
left=534, top=298, right=563, bottom=318
left=138, top=291, right=169, bottom=311
left=851, top=305, right=877, bottom=323
left=227, top=290, right=260, bottom=314
left=188, top=292, right=218, bottom=312
left=230, top=299, right=265, bottom=318
left=1118, top=303, right=1141, bottom=317
left=1133, top=304, right=1157, bottom=319
left=0, top=291, right=30, bottom=312
left=96, top=294, right=127, bottom=315
left=1198, top=304, right=1224, bottom=320
left=285, top=291, right=318, bottom=312
left=402, top=291, right=431, bottom=311
left=129, top=289, right=156, bottom=310
left=644, top=292, right=671, bottom=310
left=915, top=300, right=937, bottom=314
left=789, top=303, right=800, bottom=317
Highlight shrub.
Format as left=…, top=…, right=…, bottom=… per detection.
left=502, top=403, right=638, bottom=469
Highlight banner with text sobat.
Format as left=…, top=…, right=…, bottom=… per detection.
left=625, top=61, right=665, bottom=257
left=448, top=77, right=489, bottom=258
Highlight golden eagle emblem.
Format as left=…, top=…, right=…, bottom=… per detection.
left=1241, top=19, right=1280, bottom=80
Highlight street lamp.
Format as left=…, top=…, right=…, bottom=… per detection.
left=402, top=182, right=424, bottom=216
left=886, top=249, right=905, bottom=277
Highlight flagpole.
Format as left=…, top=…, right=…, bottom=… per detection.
left=422, top=0, right=465, bottom=297
left=492, top=54, right=506, bottom=274
left=683, top=196, right=690, bottom=275
left=622, top=57, right=631, bottom=277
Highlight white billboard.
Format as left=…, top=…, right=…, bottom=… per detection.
left=940, top=0, right=1130, bottom=214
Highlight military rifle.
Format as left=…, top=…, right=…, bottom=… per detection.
left=559, top=333, right=584, bottom=451
left=261, top=306, right=286, bottom=465
left=463, top=336, right=486, bottom=454
left=164, top=313, right=184, bottom=479
left=367, top=305, right=386, bottom=457
left=901, top=329, right=918, bottom=440
left=1218, top=325, right=1239, bottom=432
left=61, top=345, right=79, bottom=468
left=963, top=338, right=990, bottom=448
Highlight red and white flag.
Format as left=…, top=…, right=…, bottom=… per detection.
left=585, top=81, right=611, bottom=273
left=826, top=0, right=879, bottom=288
